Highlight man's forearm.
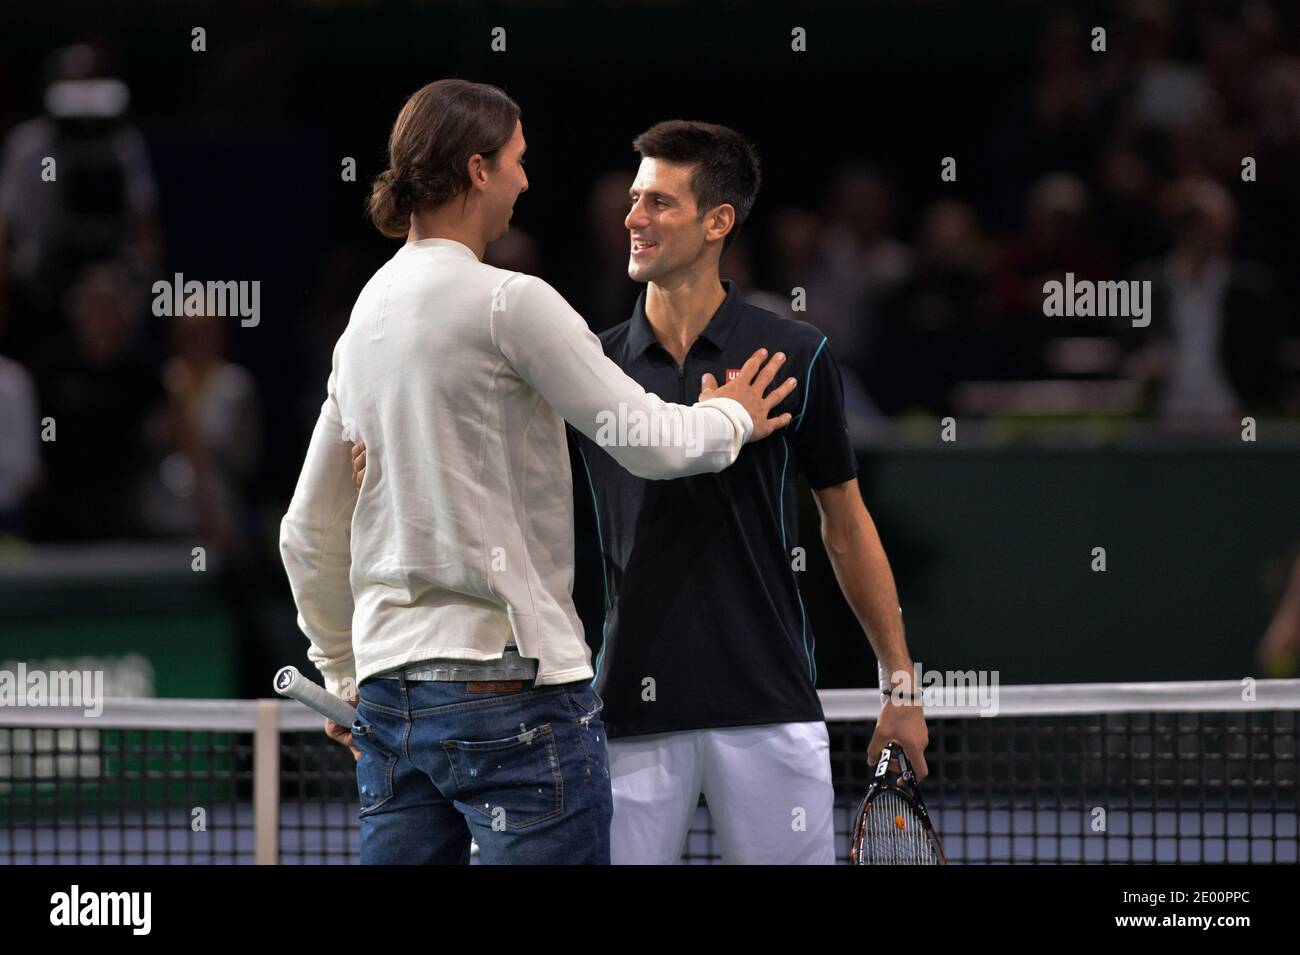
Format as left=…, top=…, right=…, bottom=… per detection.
left=816, top=480, right=929, bottom=771
left=818, top=493, right=913, bottom=681
left=279, top=378, right=358, bottom=696
left=491, top=273, right=753, bottom=480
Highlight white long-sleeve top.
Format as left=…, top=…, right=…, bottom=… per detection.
left=279, top=237, right=752, bottom=697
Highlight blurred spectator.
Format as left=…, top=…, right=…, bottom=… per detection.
left=988, top=11, right=1116, bottom=228
left=1026, top=13, right=1112, bottom=172
left=1133, top=178, right=1284, bottom=428
left=1118, top=1, right=1228, bottom=190
left=1128, top=177, right=1285, bottom=429
left=135, top=280, right=271, bottom=702
left=743, top=219, right=885, bottom=427
left=141, top=310, right=261, bottom=561
left=801, top=165, right=911, bottom=377
left=1197, top=16, right=1260, bottom=181
left=0, top=43, right=162, bottom=361
left=989, top=173, right=1113, bottom=379
left=871, top=201, right=999, bottom=415
left=1092, top=143, right=1169, bottom=271
left=0, top=313, right=39, bottom=534
left=1126, top=0, right=1215, bottom=134
left=32, top=261, right=162, bottom=540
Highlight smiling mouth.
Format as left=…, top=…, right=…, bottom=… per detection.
left=631, top=239, right=659, bottom=256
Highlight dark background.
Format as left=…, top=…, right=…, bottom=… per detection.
left=0, top=0, right=1297, bottom=698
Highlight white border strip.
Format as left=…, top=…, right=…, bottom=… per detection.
left=0, top=698, right=323, bottom=731
left=1, top=680, right=1297, bottom=729
left=821, top=679, right=1300, bottom=720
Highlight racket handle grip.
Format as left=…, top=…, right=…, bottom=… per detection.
left=273, top=666, right=357, bottom=726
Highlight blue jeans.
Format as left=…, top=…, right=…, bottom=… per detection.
left=351, top=675, right=612, bottom=864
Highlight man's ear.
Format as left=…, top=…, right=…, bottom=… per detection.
left=466, top=153, right=489, bottom=191
left=705, top=204, right=737, bottom=244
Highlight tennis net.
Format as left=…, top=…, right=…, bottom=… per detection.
left=2, top=680, right=1296, bottom=864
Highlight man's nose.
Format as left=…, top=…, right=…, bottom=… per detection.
left=625, top=200, right=648, bottom=230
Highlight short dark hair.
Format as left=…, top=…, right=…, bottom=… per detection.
left=632, top=120, right=761, bottom=250
left=368, top=78, right=521, bottom=238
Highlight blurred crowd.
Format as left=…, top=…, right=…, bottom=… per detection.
left=513, top=4, right=1300, bottom=432
left=0, top=43, right=261, bottom=554
left=718, top=4, right=1300, bottom=430
left=1, top=1, right=1299, bottom=555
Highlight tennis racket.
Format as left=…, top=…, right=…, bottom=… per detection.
left=273, top=665, right=357, bottom=727
left=849, top=739, right=946, bottom=865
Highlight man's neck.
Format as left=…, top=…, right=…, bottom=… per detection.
left=644, top=270, right=727, bottom=367
left=408, top=207, right=487, bottom=261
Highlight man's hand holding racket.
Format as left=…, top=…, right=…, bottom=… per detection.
left=274, top=666, right=361, bottom=762
left=325, top=707, right=361, bottom=762
left=870, top=691, right=930, bottom=781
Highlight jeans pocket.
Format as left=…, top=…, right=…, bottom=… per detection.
left=564, top=685, right=609, bottom=783
left=353, top=722, right=397, bottom=815
left=443, top=724, right=563, bottom=830
left=564, top=684, right=604, bottom=723
left=584, top=687, right=604, bottom=723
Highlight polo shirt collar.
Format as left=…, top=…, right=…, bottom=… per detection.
left=626, top=280, right=745, bottom=360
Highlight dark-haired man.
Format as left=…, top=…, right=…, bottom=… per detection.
left=576, top=121, right=928, bottom=864
left=350, top=119, right=927, bottom=864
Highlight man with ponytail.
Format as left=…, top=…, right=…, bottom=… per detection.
left=279, top=79, right=794, bottom=864
left=354, top=115, right=928, bottom=866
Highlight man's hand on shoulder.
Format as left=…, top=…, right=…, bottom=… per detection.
left=351, top=440, right=366, bottom=491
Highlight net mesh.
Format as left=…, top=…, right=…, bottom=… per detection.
left=2, top=683, right=1297, bottom=864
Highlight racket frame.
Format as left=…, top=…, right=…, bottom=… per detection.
left=849, top=739, right=947, bottom=865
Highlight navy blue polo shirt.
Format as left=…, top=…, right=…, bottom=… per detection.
left=570, top=280, right=858, bottom=739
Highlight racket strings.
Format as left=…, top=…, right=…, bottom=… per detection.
left=858, top=791, right=940, bottom=864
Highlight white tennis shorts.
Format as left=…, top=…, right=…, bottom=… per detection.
left=608, top=721, right=835, bottom=864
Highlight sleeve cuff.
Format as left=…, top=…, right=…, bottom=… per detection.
left=695, top=396, right=753, bottom=453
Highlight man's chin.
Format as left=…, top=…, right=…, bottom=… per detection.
left=626, top=261, right=656, bottom=284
